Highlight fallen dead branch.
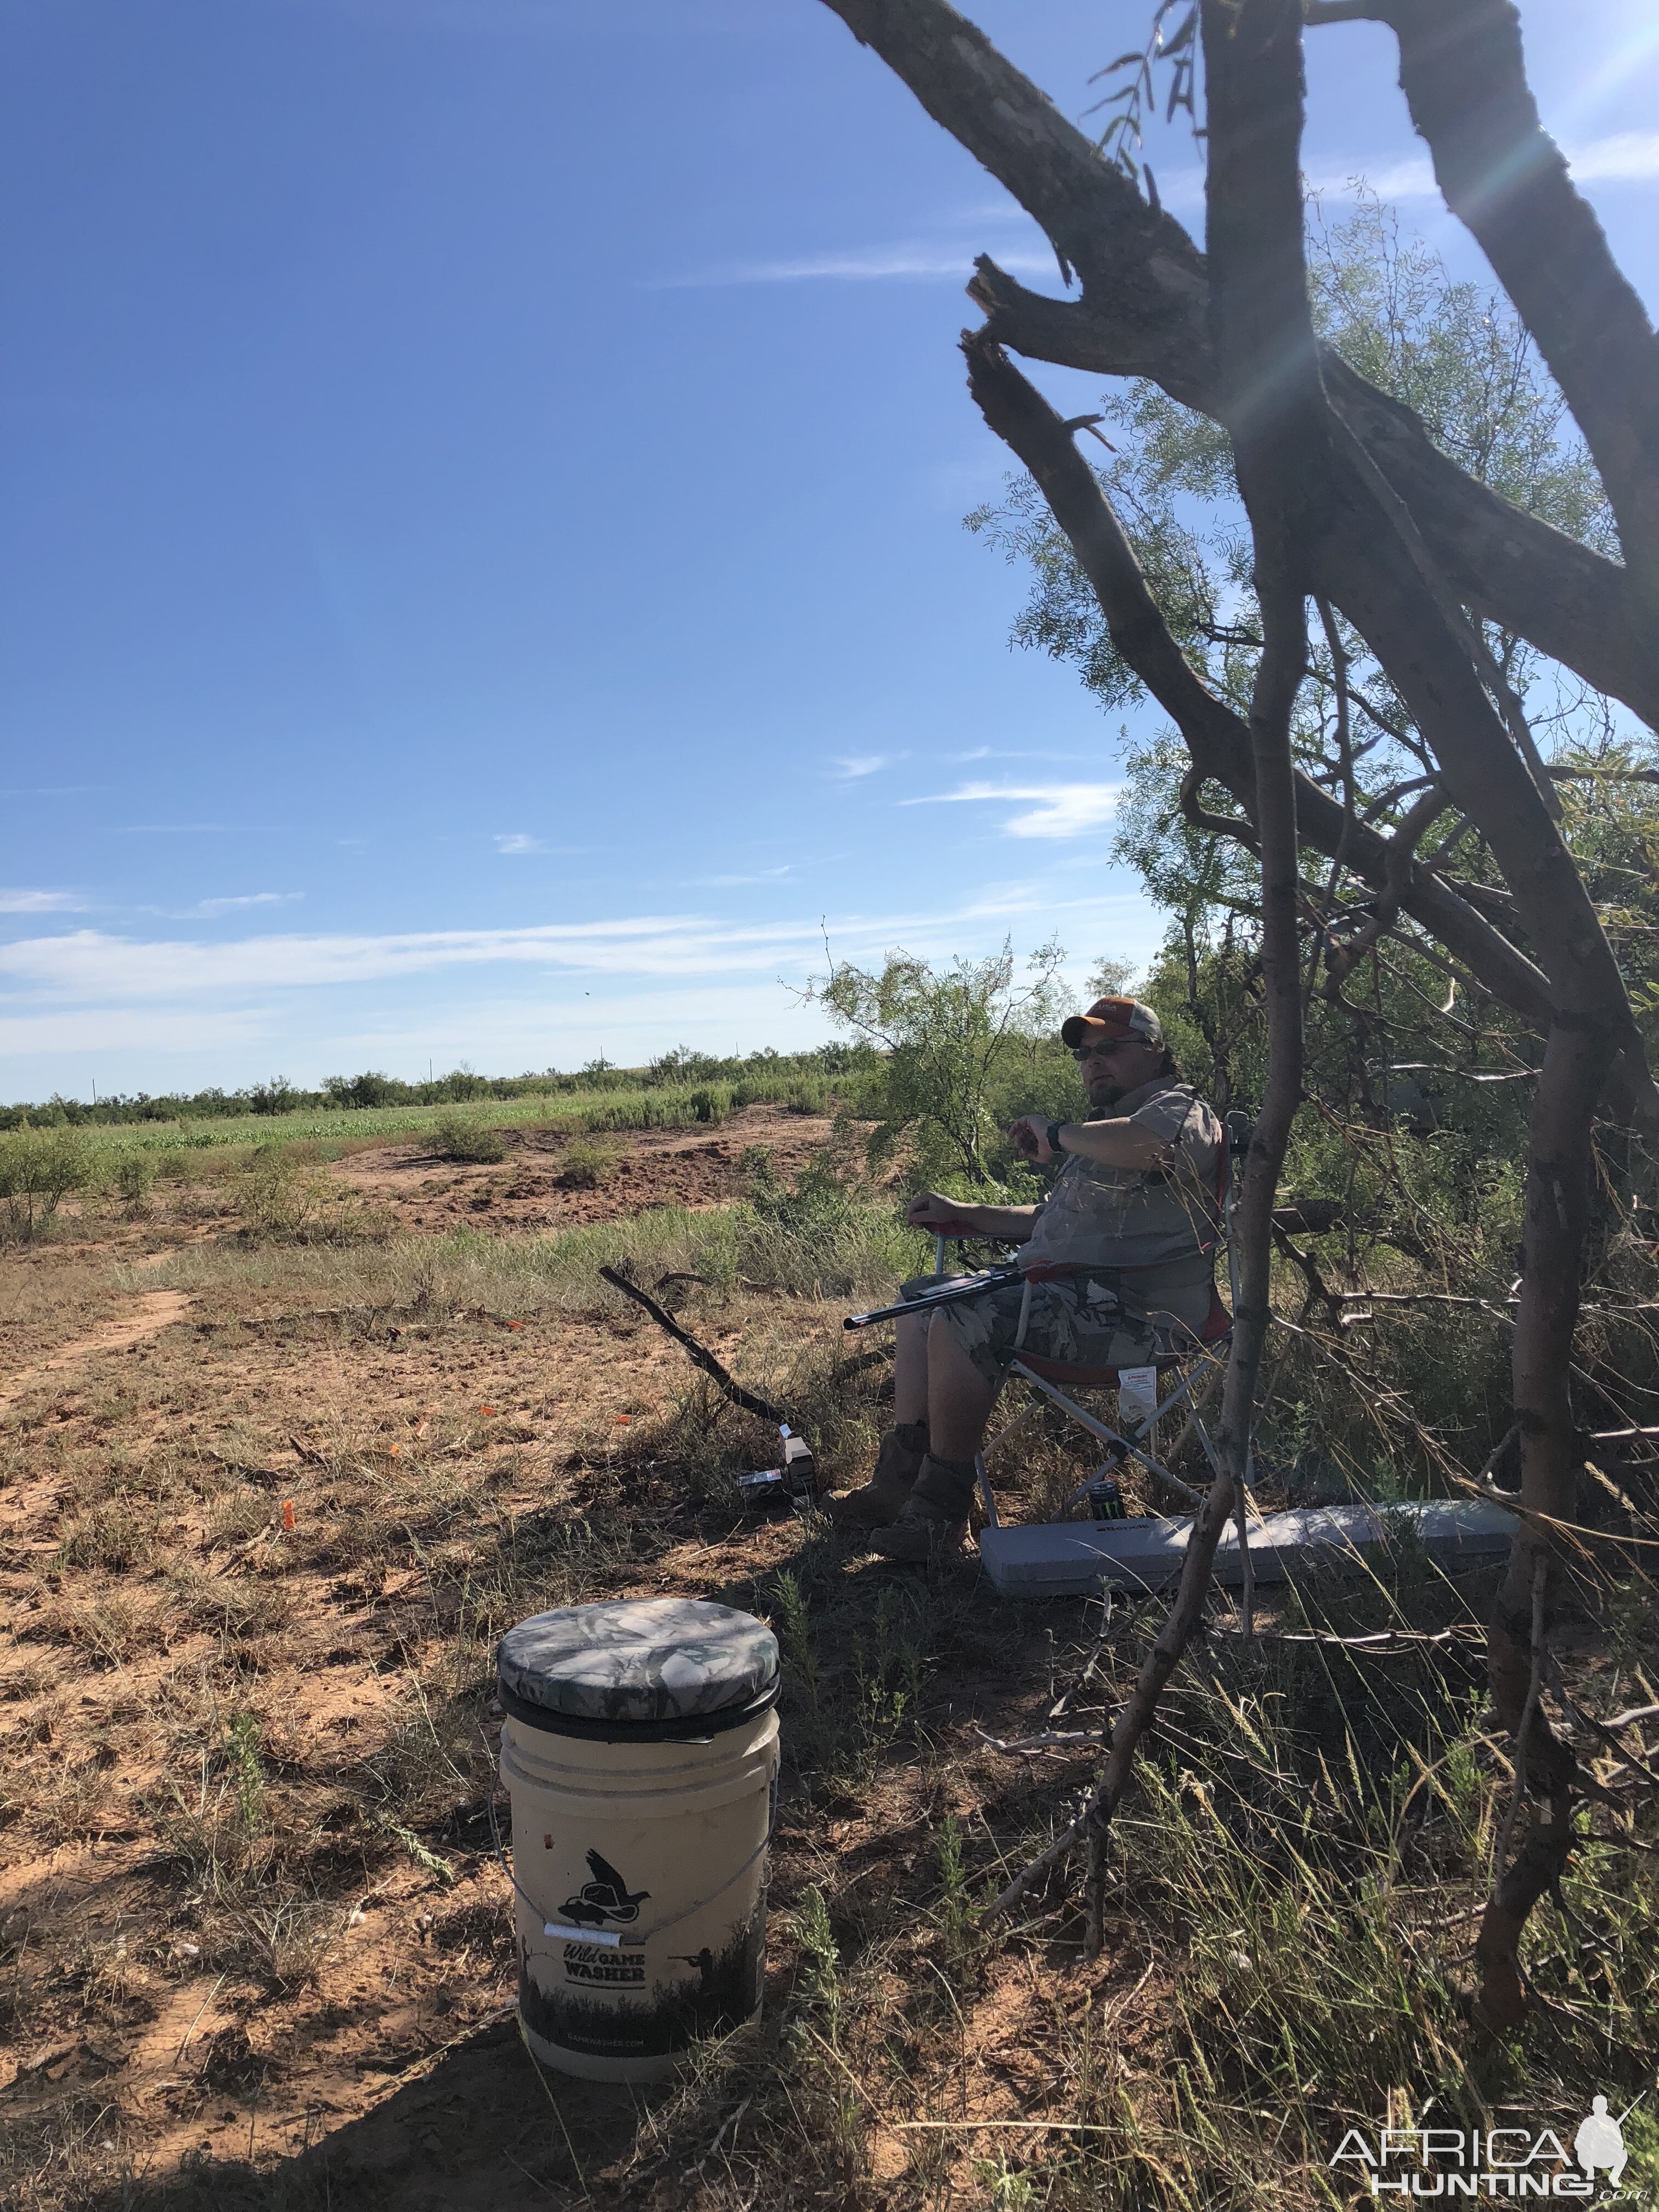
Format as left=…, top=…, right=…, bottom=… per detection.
left=599, top=1265, right=790, bottom=1426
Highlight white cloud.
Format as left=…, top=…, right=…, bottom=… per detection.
left=902, top=781, right=1124, bottom=840
left=1307, top=157, right=1437, bottom=201
left=0, top=889, right=83, bottom=914
left=178, top=892, right=303, bottom=919
left=1307, top=130, right=1659, bottom=205
left=0, top=888, right=1169, bottom=1086
left=0, top=918, right=786, bottom=1002
left=1570, top=129, right=1659, bottom=182
left=828, top=754, right=895, bottom=780
left=947, top=746, right=1091, bottom=764
left=0, top=888, right=1150, bottom=1011
left=656, top=246, right=1056, bottom=289
left=494, top=833, right=586, bottom=857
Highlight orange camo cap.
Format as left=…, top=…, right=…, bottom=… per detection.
left=1059, top=995, right=1165, bottom=1051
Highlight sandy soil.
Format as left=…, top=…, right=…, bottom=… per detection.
left=0, top=1108, right=1116, bottom=2211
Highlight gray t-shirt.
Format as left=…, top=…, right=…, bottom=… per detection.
left=1022, top=1079, right=1223, bottom=1333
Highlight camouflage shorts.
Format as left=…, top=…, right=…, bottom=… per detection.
left=901, top=1272, right=1158, bottom=1390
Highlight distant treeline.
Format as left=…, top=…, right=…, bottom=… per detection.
left=1, top=1043, right=874, bottom=1132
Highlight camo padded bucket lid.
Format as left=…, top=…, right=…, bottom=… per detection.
left=498, top=1598, right=780, bottom=1734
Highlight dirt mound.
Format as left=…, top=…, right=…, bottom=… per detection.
left=329, top=1101, right=843, bottom=1234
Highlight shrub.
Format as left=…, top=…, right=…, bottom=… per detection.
left=814, top=936, right=1078, bottom=1188
left=112, top=1152, right=156, bottom=1210
left=420, top=1113, right=506, bottom=1164
left=321, top=1070, right=399, bottom=1109
left=248, top=1077, right=301, bottom=1116
left=0, top=1127, right=92, bottom=1240
left=558, top=1137, right=620, bottom=1189
left=231, top=1149, right=385, bottom=1245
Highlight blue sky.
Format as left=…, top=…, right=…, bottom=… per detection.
left=3, top=0, right=1657, bottom=1099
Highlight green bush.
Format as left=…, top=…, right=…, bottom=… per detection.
left=558, top=1137, right=621, bottom=1189
left=815, top=936, right=1080, bottom=1189
left=112, top=1152, right=156, bottom=1209
left=0, top=1126, right=92, bottom=1240
left=420, top=1114, right=506, bottom=1165
left=230, top=1149, right=384, bottom=1245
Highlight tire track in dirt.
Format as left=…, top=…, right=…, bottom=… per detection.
left=0, top=1289, right=193, bottom=1409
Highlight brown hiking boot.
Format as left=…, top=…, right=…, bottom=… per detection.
left=867, top=1452, right=977, bottom=1562
left=828, top=1421, right=928, bottom=1533
left=867, top=1493, right=967, bottom=1562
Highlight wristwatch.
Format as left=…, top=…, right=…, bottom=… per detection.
left=1046, top=1121, right=1065, bottom=1158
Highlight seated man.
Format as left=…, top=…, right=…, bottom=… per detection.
left=832, top=996, right=1223, bottom=1561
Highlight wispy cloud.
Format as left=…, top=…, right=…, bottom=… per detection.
left=176, top=892, right=303, bottom=919
left=0, top=917, right=825, bottom=1003
left=661, top=126, right=1659, bottom=298
left=494, top=833, right=584, bottom=856
left=657, top=246, right=1056, bottom=289
left=0, top=889, right=1148, bottom=1012
left=1308, top=129, right=1659, bottom=204
left=1306, top=157, right=1437, bottom=202
left=947, top=746, right=1091, bottom=764
left=0, top=889, right=84, bottom=915
left=1569, top=129, right=1659, bottom=182
left=0, top=889, right=1172, bottom=1077
left=828, top=754, right=898, bottom=781
left=902, top=782, right=1124, bottom=840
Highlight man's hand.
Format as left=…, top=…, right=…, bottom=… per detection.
left=907, top=1190, right=976, bottom=1231
left=1007, top=1115, right=1058, bottom=1165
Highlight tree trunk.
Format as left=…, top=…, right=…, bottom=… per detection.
left=816, top=0, right=1659, bottom=2016
left=1474, top=1009, right=1614, bottom=2025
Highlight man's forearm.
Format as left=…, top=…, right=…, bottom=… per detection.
left=1053, top=1118, right=1171, bottom=1170
left=966, top=1203, right=1039, bottom=1242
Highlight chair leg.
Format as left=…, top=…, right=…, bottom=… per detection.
left=974, top=1451, right=998, bottom=1529
left=1186, top=1407, right=1224, bottom=1481
left=1008, top=1362, right=1203, bottom=1510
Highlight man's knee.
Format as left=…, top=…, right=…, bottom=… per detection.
left=931, top=1310, right=1001, bottom=1397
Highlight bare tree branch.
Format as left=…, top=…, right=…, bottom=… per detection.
left=971, top=248, right=1659, bottom=727
left=958, top=332, right=1578, bottom=1054
left=817, top=0, right=1659, bottom=728
left=818, top=0, right=1209, bottom=371
left=1381, top=0, right=1659, bottom=599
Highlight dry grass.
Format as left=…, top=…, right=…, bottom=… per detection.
left=1, top=1128, right=1657, bottom=2210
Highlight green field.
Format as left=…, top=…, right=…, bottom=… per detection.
left=57, top=1071, right=833, bottom=1161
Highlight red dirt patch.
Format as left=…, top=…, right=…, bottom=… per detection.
left=326, top=1102, right=845, bottom=1234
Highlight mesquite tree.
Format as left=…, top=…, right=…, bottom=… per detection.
left=816, top=0, right=1658, bottom=2024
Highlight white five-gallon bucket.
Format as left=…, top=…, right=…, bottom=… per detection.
left=497, top=1596, right=781, bottom=2083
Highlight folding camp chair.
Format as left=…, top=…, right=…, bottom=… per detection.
left=846, top=1115, right=1519, bottom=1599
left=853, top=1109, right=1253, bottom=1561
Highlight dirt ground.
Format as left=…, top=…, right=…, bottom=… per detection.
left=0, top=1107, right=1130, bottom=2212
left=325, top=1103, right=845, bottom=1235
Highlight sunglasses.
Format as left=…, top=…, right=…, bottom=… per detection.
left=1072, top=1038, right=1139, bottom=1064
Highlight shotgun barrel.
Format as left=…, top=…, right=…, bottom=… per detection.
left=843, top=1266, right=1023, bottom=1331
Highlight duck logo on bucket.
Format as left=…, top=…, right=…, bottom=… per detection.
left=561, top=1848, right=651, bottom=1928
left=1330, top=2097, right=1638, bottom=2196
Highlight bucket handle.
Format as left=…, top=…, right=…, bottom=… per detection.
left=484, top=1746, right=778, bottom=1952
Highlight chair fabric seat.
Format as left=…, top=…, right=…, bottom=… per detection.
left=1012, top=1284, right=1232, bottom=1391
